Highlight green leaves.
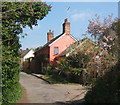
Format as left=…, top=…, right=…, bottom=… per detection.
left=67, top=52, right=91, bottom=68
left=85, top=65, right=120, bottom=103
left=47, top=52, right=91, bottom=84
left=2, top=2, right=51, bottom=104
left=2, top=2, right=51, bottom=30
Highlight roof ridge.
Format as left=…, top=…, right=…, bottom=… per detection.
left=35, top=34, right=64, bottom=53
left=59, top=38, right=90, bottom=57
left=21, top=49, right=31, bottom=57
left=66, top=38, right=89, bottom=55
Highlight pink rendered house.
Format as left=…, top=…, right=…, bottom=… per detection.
left=34, top=18, right=77, bottom=63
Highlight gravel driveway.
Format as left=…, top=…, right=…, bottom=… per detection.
left=18, top=72, right=87, bottom=104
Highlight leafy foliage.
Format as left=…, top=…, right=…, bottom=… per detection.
left=87, top=15, right=118, bottom=57
left=85, top=62, right=120, bottom=103
left=2, top=83, right=22, bottom=104
left=2, top=2, right=51, bottom=104
left=31, top=54, right=49, bottom=74
left=67, top=52, right=90, bottom=68
left=85, top=18, right=120, bottom=103
left=47, top=52, right=91, bottom=83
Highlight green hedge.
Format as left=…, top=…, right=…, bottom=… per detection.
left=2, top=83, right=22, bottom=105
left=2, top=2, right=51, bottom=104
left=85, top=62, right=120, bottom=103
left=2, top=46, right=22, bottom=104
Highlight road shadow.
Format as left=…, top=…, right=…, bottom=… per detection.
left=20, top=71, right=51, bottom=84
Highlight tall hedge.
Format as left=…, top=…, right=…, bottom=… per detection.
left=85, top=19, right=120, bottom=103
left=2, top=2, right=51, bottom=104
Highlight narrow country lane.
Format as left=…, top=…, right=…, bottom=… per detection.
left=18, top=72, right=88, bottom=104
left=19, top=72, right=67, bottom=103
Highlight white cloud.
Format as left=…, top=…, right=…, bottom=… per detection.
left=71, top=12, right=91, bottom=21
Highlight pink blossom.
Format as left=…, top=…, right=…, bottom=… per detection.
left=103, top=36, right=109, bottom=41
left=29, top=5, right=32, bottom=8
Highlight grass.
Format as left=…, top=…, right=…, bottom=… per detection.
left=15, top=85, right=24, bottom=103
left=43, top=75, right=80, bottom=85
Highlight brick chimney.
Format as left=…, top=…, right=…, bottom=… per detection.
left=47, top=30, right=54, bottom=42
left=63, top=18, right=70, bottom=35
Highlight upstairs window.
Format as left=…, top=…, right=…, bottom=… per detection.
left=54, top=47, right=59, bottom=55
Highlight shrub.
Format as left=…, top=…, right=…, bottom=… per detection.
left=84, top=18, right=120, bottom=103
left=67, top=52, right=91, bottom=68
left=85, top=61, right=120, bottom=103
left=47, top=52, right=91, bottom=84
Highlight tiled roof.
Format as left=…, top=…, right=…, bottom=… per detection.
left=43, top=34, right=63, bottom=47
left=58, top=38, right=95, bottom=57
left=20, top=49, right=31, bottom=58
left=35, top=33, right=77, bottom=53
left=35, top=33, right=64, bottom=53
left=58, top=41, right=79, bottom=57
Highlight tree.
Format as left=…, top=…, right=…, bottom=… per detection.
left=85, top=17, right=120, bottom=103
left=2, top=2, right=51, bottom=104
left=87, top=15, right=118, bottom=55
left=86, top=15, right=118, bottom=78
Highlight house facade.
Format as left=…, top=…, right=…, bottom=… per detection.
left=20, top=48, right=34, bottom=72
left=34, top=18, right=77, bottom=62
left=20, top=48, right=34, bottom=63
left=26, top=19, right=105, bottom=74
left=29, top=19, right=77, bottom=73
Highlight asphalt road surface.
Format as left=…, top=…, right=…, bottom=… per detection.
left=19, top=72, right=67, bottom=103
left=19, top=72, right=87, bottom=104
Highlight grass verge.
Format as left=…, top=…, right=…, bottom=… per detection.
left=43, top=75, right=80, bottom=85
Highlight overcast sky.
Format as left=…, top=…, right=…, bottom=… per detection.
left=20, top=2, right=118, bottom=50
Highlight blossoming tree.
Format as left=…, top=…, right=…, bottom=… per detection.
left=87, top=14, right=118, bottom=52
left=85, top=15, right=119, bottom=83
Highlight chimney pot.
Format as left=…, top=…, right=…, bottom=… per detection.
left=65, top=18, right=68, bottom=22
left=47, top=30, right=54, bottom=42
